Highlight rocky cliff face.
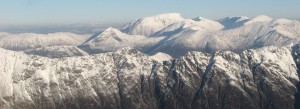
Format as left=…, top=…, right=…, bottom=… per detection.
left=0, top=45, right=299, bottom=109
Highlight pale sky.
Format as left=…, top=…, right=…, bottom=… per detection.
left=0, top=0, right=299, bottom=33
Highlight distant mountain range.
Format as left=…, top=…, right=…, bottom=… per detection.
left=3, top=13, right=300, bottom=58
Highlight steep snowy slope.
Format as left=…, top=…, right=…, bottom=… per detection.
left=24, top=46, right=89, bottom=58
left=206, top=17, right=300, bottom=52
left=270, top=18, right=300, bottom=38
left=0, top=32, right=90, bottom=51
left=150, top=18, right=223, bottom=37
left=192, top=17, right=224, bottom=30
left=0, top=45, right=299, bottom=109
left=122, top=13, right=184, bottom=36
left=79, top=27, right=163, bottom=53
left=148, top=28, right=211, bottom=57
left=149, top=19, right=199, bottom=37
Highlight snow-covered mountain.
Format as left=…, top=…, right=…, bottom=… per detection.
left=144, top=14, right=300, bottom=57
left=122, top=13, right=184, bottom=36
left=244, top=15, right=272, bottom=25
left=1, top=13, right=300, bottom=109
left=79, top=27, right=163, bottom=54
left=192, top=16, right=224, bottom=30
left=0, top=32, right=90, bottom=51
left=1, top=13, right=300, bottom=59
left=0, top=45, right=299, bottom=109
left=24, top=46, right=89, bottom=58
left=150, top=17, right=223, bottom=37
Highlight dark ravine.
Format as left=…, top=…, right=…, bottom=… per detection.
left=292, top=45, right=300, bottom=109
left=0, top=45, right=299, bottom=109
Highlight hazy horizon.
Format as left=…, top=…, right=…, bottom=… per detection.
left=1, top=0, right=300, bottom=34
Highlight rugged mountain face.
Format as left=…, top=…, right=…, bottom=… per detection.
left=0, top=45, right=299, bottom=109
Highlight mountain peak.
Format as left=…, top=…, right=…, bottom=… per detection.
left=101, top=27, right=124, bottom=37
left=122, top=13, right=184, bottom=36
left=245, top=15, right=272, bottom=25
left=103, top=27, right=122, bottom=33
left=81, top=27, right=126, bottom=45
left=252, top=15, right=272, bottom=21
left=192, top=16, right=210, bottom=21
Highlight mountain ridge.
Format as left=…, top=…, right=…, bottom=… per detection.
left=0, top=44, right=299, bottom=109
left=82, top=13, right=300, bottom=57
left=1, top=13, right=300, bottom=58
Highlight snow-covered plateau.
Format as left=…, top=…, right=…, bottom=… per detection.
left=1, top=13, right=300, bottom=109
